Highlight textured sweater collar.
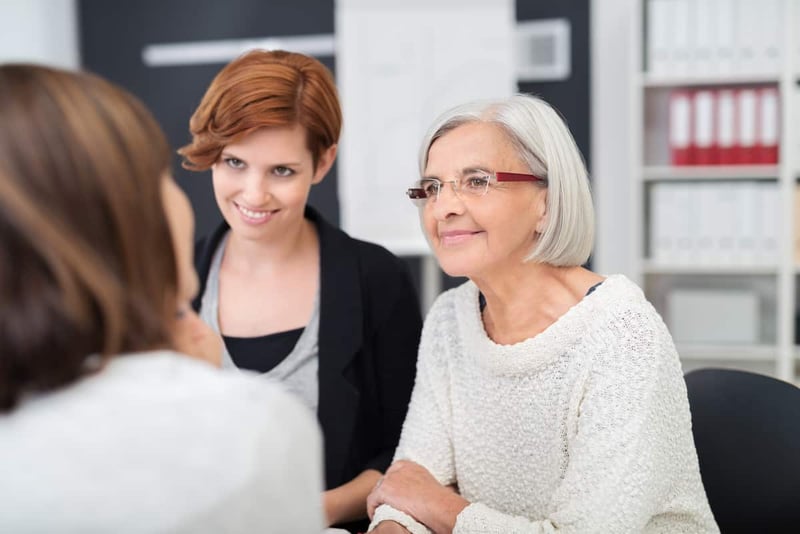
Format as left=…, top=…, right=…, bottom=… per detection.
left=454, top=274, right=638, bottom=375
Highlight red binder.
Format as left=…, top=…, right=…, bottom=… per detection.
left=692, top=89, right=718, bottom=165
left=735, top=88, right=758, bottom=164
left=669, top=90, right=693, bottom=165
left=756, top=87, right=780, bottom=164
left=715, top=89, right=738, bottom=165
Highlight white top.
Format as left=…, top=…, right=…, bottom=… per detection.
left=0, top=350, right=324, bottom=534
left=370, top=275, right=719, bottom=534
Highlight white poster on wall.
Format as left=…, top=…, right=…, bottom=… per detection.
left=335, top=0, right=515, bottom=256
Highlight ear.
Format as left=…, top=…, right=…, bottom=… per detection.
left=312, top=144, right=338, bottom=184
left=534, top=191, right=548, bottom=234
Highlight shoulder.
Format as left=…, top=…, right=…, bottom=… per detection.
left=581, top=276, right=682, bottom=378
left=426, top=282, right=470, bottom=320
left=588, top=275, right=669, bottom=338
left=193, top=221, right=228, bottom=274
left=420, top=281, right=474, bottom=342
left=192, top=358, right=316, bottom=429
left=122, top=352, right=320, bottom=442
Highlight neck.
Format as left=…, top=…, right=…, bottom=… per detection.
left=474, top=263, right=598, bottom=344
left=224, top=216, right=317, bottom=274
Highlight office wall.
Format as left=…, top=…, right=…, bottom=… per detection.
left=0, top=0, right=79, bottom=68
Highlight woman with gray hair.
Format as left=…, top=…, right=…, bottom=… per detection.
left=366, top=94, right=718, bottom=533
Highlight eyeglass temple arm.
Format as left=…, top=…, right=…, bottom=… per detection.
left=496, top=171, right=547, bottom=183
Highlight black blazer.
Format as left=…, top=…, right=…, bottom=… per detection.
left=193, top=207, right=422, bottom=522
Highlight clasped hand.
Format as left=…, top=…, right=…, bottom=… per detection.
left=366, top=460, right=468, bottom=534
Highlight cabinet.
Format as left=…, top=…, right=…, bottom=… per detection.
left=631, top=0, right=799, bottom=381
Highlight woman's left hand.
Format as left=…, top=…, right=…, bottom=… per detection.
left=366, top=460, right=468, bottom=533
left=172, top=306, right=222, bottom=367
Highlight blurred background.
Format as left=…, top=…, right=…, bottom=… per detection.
left=3, top=0, right=799, bottom=384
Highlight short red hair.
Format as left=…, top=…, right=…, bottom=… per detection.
left=179, top=50, right=342, bottom=170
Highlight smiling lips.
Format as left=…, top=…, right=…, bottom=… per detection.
left=235, top=202, right=277, bottom=224
left=438, top=229, right=482, bottom=246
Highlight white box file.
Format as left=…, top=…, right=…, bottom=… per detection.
left=667, top=289, right=759, bottom=345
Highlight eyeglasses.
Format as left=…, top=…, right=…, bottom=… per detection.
left=406, top=171, right=547, bottom=207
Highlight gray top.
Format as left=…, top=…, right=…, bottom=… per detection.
left=0, top=351, right=324, bottom=534
left=199, top=232, right=320, bottom=414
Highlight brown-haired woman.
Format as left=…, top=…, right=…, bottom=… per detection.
left=0, top=64, right=324, bottom=533
left=179, top=50, right=422, bottom=532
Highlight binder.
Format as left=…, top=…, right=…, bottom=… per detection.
left=650, top=182, right=671, bottom=261
left=756, top=87, right=779, bottom=164
left=735, top=88, right=758, bottom=164
left=795, top=183, right=800, bottom=266
left=735, top=0, right=760, bottom=74
left=756, top=182, right=780, bottom=264
left=679, top=183, right=698, bottom=263
left=695, top=183, right=717, bottom=263
left=715, top=0, right=737, bottom=75
left=756, top=0, right=782, bottom=75
left=692, top=0, right=717, bottom=75
left=669, top=0, right=692, bottom=77
left=716, top=89, right=737, bottom=165
left=711, top=183, right=739, bottom=264
left=647, top=0, right=672, bottom=75
left=692, top=90, right=717, bottom=165
left=669, top=90, right=693, bottom=165
left=734, top=182, right=759, bottom=264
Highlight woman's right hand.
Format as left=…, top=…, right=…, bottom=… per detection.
left=370, top=521, right=411, bottom=534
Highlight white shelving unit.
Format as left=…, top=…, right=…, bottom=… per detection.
left=631, top=0, right=799, bottom=382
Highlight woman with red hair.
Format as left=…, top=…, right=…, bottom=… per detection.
left=180, top=50, right=422, bottom=532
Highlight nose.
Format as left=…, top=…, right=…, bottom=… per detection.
left=241, top=172, right=271, bottom=204
left=429, top=180, right=464, bottom=220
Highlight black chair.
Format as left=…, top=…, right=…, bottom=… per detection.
left=684, top=368, right=800, bottom=533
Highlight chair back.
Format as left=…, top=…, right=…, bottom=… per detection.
left=685, top=368, right=800, bottom=532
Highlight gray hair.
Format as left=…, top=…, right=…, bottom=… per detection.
left=418, top=94, right=594, bottom=267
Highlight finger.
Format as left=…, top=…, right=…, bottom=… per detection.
left=386, top=460, right=406, bottom=474
left=366, top=489, right=379, bottom=519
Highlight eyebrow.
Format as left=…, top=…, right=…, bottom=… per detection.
left=422, top=166, right=493, bottom=181
left=219, top=152, right=303, bottom=167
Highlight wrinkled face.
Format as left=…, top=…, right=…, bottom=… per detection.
left=421, top=122, right=547, bottom=279
left=211, top=124, right=334, bottom=242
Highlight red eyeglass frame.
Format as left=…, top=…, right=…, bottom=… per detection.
left=406, top=171, right=547, bottom=200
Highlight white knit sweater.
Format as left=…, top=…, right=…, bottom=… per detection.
left=370, top=275, right=718, bottom=533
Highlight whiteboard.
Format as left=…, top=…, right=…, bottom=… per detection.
left=335, top=0, right=516, bottom=256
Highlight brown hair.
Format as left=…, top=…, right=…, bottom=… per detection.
left=178, top=50, right=342, bottom=170
left=0, top=64, right=177, bottom=412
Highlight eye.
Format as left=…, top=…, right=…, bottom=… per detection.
left=273, top=166, right=295, bottom=177
left=463, top=174, right=490, bottom=191
left=223, top=157, right=245, bottom=170
left=419, top=179, right=440, bottom=197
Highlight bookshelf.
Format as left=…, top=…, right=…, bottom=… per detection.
left=631, top=0, right=799, bottom=382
